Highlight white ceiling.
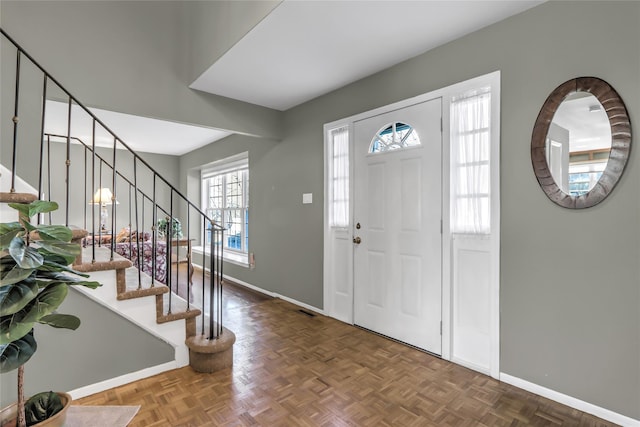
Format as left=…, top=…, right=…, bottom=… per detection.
left=190, top=0, right=543, bottom=111
left=44, top=101, right=230, bottom=156
left=46, top=1, right=544, bottom=155
left=553, top=93, right=611, bottom=152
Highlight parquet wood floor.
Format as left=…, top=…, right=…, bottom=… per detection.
left=77, top=282, right=617, bottom=426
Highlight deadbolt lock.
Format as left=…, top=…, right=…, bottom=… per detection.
left=356, top=222, right=361, bottom=229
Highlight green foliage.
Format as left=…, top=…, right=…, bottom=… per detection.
left=157, top=217, right=183, bottom=239
left=8, top=201, right=58, bottom=220
left=0, top=331, right=36, bottom=372
left=0, top=223, right=23, bottom=249
left=0, top=201, right=101, bottom=374
left=0, top=279, right=39, bottom=315
left=24, top=391, right=63, bottom=426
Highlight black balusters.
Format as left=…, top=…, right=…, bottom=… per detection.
left=37, top=75, right=48, bottom=219
left=202, top=217, right=207, bottom=335
left=10, top=49, right=21, bottom=193
left=65, top=98, right=71, bottom=226
left=152, top=174, right=157, bottom=286
left=110, top=137, right=117, bottom=260
left=91, top=121, right=96, bottom=262
left=46, top=136, right=52, bottom=224
left=83, top=146, right=88, bottom=230
left=186, top=205, right=191, bottom=309
left=1, top=27, right=228, bottom=344
left=134, top=158, right=142, bottom=289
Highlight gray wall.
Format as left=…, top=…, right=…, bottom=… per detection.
left=180, top=132, right=323, bottom=306
left=185, top=0, right=282, bottom=82
left=182, top=0, right=640, bottom=419
left=0, top=0, right=282, bottom=140
left=1, top=0, right=638, bottom=420
left=0, top=289, right=174, bottom=406
left=279, top=1, right=639, bottom=418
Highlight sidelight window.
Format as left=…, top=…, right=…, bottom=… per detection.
left=451, top=87, right=491, bottom=234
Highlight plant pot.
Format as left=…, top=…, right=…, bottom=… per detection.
left=0, top=392, right=72, bottom=427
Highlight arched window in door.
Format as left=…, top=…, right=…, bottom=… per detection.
left=369, top=122, right=421, bottom=153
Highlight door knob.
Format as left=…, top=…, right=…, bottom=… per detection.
left=353, top=237, right=362, bottom=244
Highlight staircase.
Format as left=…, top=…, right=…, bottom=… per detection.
left=0, top=28, right=230, bottom=389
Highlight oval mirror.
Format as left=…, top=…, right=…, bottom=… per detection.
left=531, top=77, right=631, bottom=208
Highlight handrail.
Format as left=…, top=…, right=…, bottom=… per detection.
left=0, top=27, right=221, bottom=230
left=2, top=28, right=225, bottom=341
left=45, top=133, right=171, bottom=218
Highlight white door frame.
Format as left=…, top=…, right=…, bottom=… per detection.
left=323, top=71, right=501, bottom=379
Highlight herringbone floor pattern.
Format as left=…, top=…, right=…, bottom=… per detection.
left=77, top=281, right=617, bottom=426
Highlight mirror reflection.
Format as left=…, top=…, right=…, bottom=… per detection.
left=546, top=92, right=611, bottom=196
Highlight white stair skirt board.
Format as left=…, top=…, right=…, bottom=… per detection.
left=192, top=262, right=326, bottom=316
left=73, top=269, right=191, bottom=367
left=500, top=373, right=640, bottom=427
left=69, top=362, right=177, bottom=400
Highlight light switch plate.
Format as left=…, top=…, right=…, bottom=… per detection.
left=303, top=193, right=313, bottom=204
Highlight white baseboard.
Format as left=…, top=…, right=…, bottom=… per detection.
left=221, top=274, right=276, bottom=298
left=223, top=273, right=325, bottom=316
left=69, top=361, right=178, bottom=400
left=193, top=263, right=325, bottom=316
left=274, top=292, right=325, bottom=316
left=451, top=356, right=490, bottom=377
left=500, top=373, right=639, bottom=427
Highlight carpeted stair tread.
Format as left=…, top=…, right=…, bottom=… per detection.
left=156, top=291, right=201, bottom=324
left=116, top=267, right=169, bottom=300
left=74, top=259, right=132, bottom=272
left=156, top=308, right=201, bottom=324
left=118, top=286, right=169, bottom=300
left=31, top=228, right=88, bottom=241
left=0, top=192, right=38, bottom=204
left=73, top=246, right=132, bottom=272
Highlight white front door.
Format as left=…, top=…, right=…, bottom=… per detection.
left=353, top=98, right=443, bottom=355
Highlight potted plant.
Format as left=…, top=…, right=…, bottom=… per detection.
left=0, top=201, right=101, bottom=427
left=157, top=217, right=182, bottom=239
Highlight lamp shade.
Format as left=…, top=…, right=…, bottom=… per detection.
left=90, top=188, right=118, bottom=205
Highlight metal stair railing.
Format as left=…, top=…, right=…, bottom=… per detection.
left=1, top=28, right=225, bottom=340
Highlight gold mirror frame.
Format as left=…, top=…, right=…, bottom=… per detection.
left=531, top=77, right=632, bottom=208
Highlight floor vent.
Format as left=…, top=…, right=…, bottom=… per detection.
left=298, top=309, right=316, bottom=317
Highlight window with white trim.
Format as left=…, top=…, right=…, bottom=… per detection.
left=450, top=87, right=491, bottom=234
left=329, top=126, right=349, bottom=228
left=370, top=122, right=421, bottom=153
left=202, top=153, right=249, bottom=258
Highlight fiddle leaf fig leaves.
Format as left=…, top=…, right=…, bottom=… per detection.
left=23, top=282, right=68, bottom=321
left=38, top=314, right=80, bottom=330
left=0, top=264, right=34, bottom=286
left=36, top=241, right=80, bottom=259
left=8, top=201, right=58, bottom=220
left=38, top=259, right=85, bottom=275
left=0, top=330, right=36, bottom=373
left=36, top=225, right=72, bottom=242
left=0, top=283, right=68, bottom=344
left=9, top=237, right=44, bottom=269
left=0, top=280, right=39, bottom=315
left=25, top=391, right=64, bottom=424
left=1, top=200, right=101, bottom=376
left=0, top=222, right=23, bottom=250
